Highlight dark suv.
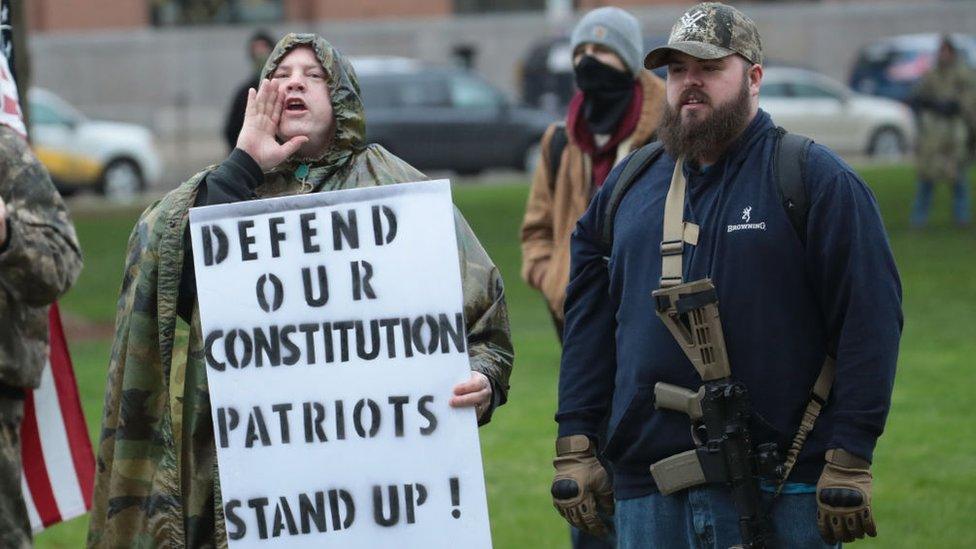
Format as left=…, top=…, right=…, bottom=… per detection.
left=357, top=64, right=555, bottom=175
left=849, top=33, right=976, bottom=103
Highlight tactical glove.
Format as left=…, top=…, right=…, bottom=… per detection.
left=551, top=435, right=614, bottom=537
left=816, top=449, right=877, bottom=544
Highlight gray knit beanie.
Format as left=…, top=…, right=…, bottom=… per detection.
left=570, top=7, right=644, bottom=77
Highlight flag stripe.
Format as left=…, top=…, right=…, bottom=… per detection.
left=20, top=392, right=62, bottom=527
left=21, top=475, right=43, bottom=534
left=34, top=360, right=87, bottom=522
left=48, top=304, right=95, bottom=506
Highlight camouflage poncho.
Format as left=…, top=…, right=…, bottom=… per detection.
left=0, top=125, right=82, bottom=390
left=88, top=34, right=513, bottom=548
left=0, top=124, right=82, bottom=548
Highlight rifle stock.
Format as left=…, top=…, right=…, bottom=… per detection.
left=652, top=279, right=731, bottom=381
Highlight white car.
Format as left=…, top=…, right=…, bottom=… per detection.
left=29, top=87, right=162, bottom=200
left=760, top=67, right=915, bottom=159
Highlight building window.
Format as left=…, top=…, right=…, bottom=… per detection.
left=150, top=0, right=283, bottom=26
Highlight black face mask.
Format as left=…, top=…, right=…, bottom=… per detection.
left=574, top=55, right=635, bottom=135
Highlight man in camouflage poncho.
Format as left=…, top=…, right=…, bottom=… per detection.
left=0, top=126, right=83, bottom=545
left=910, top=35, right=976, bottom=227
left=88, top=33, right=514, bottom=547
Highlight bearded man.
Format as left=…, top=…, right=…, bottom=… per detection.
left=550, top=3, right=902, bottom=547
left=88, top=33, right=513, bottom=547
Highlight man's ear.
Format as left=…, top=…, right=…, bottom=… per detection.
left=748, top=63, right=763, bottom=96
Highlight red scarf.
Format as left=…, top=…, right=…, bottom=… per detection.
left=566, top=80, right=644, bottom=188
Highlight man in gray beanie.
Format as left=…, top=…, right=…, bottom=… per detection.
left=571, top=6, right=645, bottom=77
left=521, top=6, right=664, bottom=344
left=523, top=6, right=666, bottom=549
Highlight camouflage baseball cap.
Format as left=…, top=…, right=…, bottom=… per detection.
left=644, top=2, right=763, bottom=69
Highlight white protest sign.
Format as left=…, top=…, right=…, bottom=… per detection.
left=189, top=180, right=491, bottom=548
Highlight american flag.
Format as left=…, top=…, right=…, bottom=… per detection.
left=886, top=52, right=934, bottom=83
left=21, top=304, right=95, bottom=532
left=0, top=0, right=25, bottom=137
left=1, top=0, right=95, bottom=532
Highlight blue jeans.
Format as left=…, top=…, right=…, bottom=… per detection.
left=571, top=525, right=616, bottom=549
left=615, top=485, right=840, bottom=549
left=911, top=170, right=971, bottom=227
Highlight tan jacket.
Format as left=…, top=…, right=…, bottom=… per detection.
left=520, top=70, right=664, bottom=320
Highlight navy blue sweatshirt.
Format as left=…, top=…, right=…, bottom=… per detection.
left=556, top=110, right=903, bottom=500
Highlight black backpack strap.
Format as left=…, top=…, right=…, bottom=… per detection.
left=600, top=141, right=665, bottom=253
left=771, top=131, right=833, bottom=494
left=773, top=127, right=813, bottom=246
left=547, top=123, right=568, bottom=192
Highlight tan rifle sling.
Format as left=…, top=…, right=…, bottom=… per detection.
left=659, top=158, right=699, bottom=288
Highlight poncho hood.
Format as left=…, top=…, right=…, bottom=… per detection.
left=260, top=33, right=368, bottom=189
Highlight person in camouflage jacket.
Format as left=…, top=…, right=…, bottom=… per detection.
left=910, top=35, right=976, bottom=227
left=0, top=123, right=82, bottom=547
left=87, top=33, right=514, bottom=548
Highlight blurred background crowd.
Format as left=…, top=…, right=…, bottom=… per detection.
left=20, top=0, right=976, bottom=200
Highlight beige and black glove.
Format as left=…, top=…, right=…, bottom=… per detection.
left=551, top=435, right=614, bottom=537
left=816, top=449, right=877, bottom=544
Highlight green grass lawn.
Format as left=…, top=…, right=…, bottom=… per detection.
left=37, top=166, right=975, bottom=547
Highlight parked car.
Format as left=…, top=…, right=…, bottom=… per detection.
left=353, top=60, right=555, bottom=175
left=849, top=33, right=976, bottom=103
left=29, top=87, right=162, bottom=200
left=518, top=34, right=668, bottom=116
left=760, top=67, right=915, bottom=158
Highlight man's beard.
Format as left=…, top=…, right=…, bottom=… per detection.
left=659, top=77, right=752, bottom=162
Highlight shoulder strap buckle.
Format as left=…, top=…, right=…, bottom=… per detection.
left=660, top=239, right=684, bottom=257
